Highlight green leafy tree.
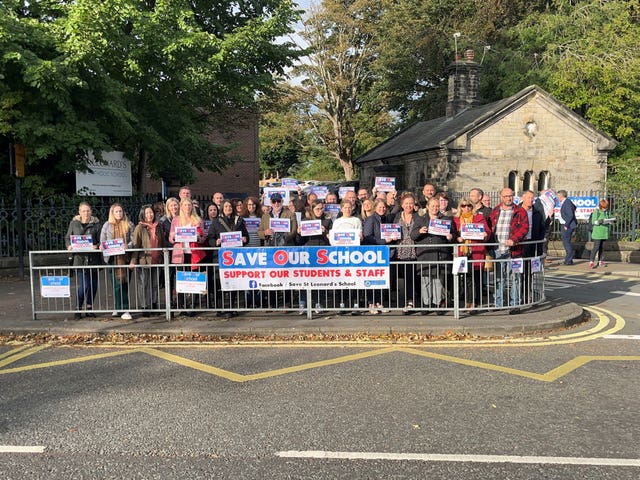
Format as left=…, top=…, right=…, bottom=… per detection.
left=373, top=0, right=546, bottom=122
left=501, top=0, right=640, bottom=189
left=0, top=0, right=302, bottom=193
left=294, top=0, right=394, bottom=180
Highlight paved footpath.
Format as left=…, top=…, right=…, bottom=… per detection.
left=0, top=259, right=637, bottom=339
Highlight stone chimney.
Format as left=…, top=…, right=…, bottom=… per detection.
left=446, top=49, right=481, bottom=118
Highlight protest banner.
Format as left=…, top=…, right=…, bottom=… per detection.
left=338, top=186, right=355, bottom=199
left=460, top=223, right=486, bottom=240
left=70, top=235, right=94, bottom=252
left=220, top=231, right=243, bottom=248
left=375, top=176, right=395, bottom=192
left=329, top=229, right=360, bottom=246
left=176, top=271, right=207, bottom=294
left=428, top=218, right=451, bottom=236
left=101, top=238, right=125, bottom=257
left=244, top=218, right=260, bottom=233
left=270, top=218, right=291, bottom=233
left=219, top=246, right=390, bottom=291
left=380, top=224, right=401, bottom=241
left=300, top=220, right=322, bottom=236
left=175, top=226, right=197, bottom=243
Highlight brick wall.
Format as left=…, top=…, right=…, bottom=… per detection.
left=141, top=113, right=260, bottom=200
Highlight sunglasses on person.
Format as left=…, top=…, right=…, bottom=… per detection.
left=272, top=199, right=282, bottom=203
left=460, top=204, right=472, bottom=208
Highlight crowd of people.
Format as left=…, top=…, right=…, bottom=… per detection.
left=65, top=182, right=610, bottom=318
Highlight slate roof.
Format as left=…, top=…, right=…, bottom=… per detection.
left=356, top=84, right=612, bottom=164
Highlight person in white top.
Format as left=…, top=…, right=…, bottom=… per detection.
left=329, top=199, right=364, bottom=313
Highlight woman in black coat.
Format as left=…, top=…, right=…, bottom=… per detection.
left=410, top=197, right=455, bottom=313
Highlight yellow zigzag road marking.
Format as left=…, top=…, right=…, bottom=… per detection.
left=400, top=348, right=640, bottom=382
left=0, top=344, right=34, bottom=360
left=0, top=349, right=136, bottom=374
left=0, top=345, right=49, bottom=368
left=0, top=307, right=634, bottom=382
left=140, top=346, right=399, bottom=382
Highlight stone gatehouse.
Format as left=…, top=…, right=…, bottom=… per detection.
left=356, top=51, right=618, bottom=196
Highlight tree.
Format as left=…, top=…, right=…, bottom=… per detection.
left=294, top=0, right=394, bottom=180
left=372, top=0, right=546, bottom=122
left=0, top=0, right=302, bottom=193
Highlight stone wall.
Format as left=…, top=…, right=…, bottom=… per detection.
left=448, top=93, right=606, bottom=194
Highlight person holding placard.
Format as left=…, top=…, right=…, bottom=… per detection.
left=66, top=202, right=102, bottom=318
left=589, top=198, right=612, bottom=268
left=363, top=199, right=394, bottom=314
left=242, top=196, right=263, bottom=247
left=520, top=190, right=547, bottom=304
left=129, top=205, right=166, bottom=316
left=330, top=199, right=364, bottom=313
left=259, top=192, right=298, bottom=309
left=453, top=197, right=490, bottom=313
left=207, top=199, right=248, bottom=317
left=100, top=203, right=133, bottom=320
left=411, top=197, right=455, bottom=314
left=489, top=188, right=529, bottom=313
left=297, top=200, right=333, bottom=313
left=169, top=198, right=207, bottom=316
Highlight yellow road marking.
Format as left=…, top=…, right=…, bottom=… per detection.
left=400, top=348, right=640, bottom=382
left=0, top=349, right=136, bottom=375
left=0, top=307, right=636, bottom=382
left=0, top=345, right=49, bottom=368
left=140, top=346, right=399, bottom=382
left=0, top=344, right=34, bottom=360
left=242, top=346, right=398, bottom=381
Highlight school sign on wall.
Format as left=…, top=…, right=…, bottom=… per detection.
left=219, top=246, right=390, bottom=291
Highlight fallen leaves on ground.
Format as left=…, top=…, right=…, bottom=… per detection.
left=0, top=330, right=499, bottom=346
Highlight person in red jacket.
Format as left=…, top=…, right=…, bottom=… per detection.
left=489, top=188, right=529, bottom=313
left=454, top=197, right=491, bottom=313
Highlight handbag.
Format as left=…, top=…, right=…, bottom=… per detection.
left=484, top=254, right=494, bottom=271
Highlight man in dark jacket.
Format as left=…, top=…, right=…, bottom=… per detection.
left=489, top=188, right=529, bottom=312
left=65, top=202, right=102, bottom=318
left=557, top=189, right=577, bottom=265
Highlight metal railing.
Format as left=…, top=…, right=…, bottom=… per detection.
left=28, top=242, right=547, bottom=321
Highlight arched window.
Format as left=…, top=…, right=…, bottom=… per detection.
left=508, top=171, right=519, bottom=196
left=523, top=170, right=535, bottom=192
left=538, top=171, right=550, bottom=191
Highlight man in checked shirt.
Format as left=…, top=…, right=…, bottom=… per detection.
left=489, top=188, right=529, bottom=314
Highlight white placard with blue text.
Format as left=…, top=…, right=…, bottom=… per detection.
left=176, top=271, right=207, bottom=294
left=41, top=276, right=71, bottom=298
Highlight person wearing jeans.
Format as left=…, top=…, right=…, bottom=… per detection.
left=489, top=188, right=529, bottom=313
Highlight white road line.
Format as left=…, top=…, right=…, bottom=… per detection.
left=276, top=451, right=640, bottom=467
left=604, top=334, right=640, bottom=340
left=0, top=445, right=46, bottom=453
left=610, top=291, right=640, bottom=297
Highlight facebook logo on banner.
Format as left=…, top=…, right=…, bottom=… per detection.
left=249, top=280, right=258, bottom=289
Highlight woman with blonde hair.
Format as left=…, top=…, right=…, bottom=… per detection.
left=453, top=197, right=490, bottom=313
left=169, top=198, right=207, bottom=315
left=360, top=198, right=375, bottom=221
left=159, top=197, right=179, bottom=246
left=100, top=203, right=133, bottom=320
